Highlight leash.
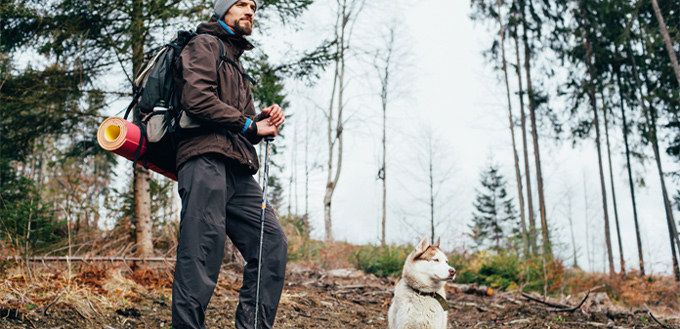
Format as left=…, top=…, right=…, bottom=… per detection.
left=254, top=135, right=274, bottom=329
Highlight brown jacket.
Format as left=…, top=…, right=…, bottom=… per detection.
left=174, top=17, right=260, bottom=173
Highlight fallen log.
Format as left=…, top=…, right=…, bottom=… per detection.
left=2, top=256, right=176, bottom=262
left=451, top=283, right=493, bottom=296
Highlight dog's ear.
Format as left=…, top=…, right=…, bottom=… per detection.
left=434, top=237, right=441, bottom=248
left=415, top=236, right=430, bottom=253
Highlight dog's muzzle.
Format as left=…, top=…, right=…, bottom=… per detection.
left=448, top=267, right=456, bottom=280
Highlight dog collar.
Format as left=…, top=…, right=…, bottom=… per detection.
left=413, top=289, right=449, bottom=311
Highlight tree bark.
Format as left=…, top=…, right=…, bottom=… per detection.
left=513, top=5, right=537, bottom=255
left=602, top=98, right=625, bottom=275
left=131, top=0, right=152, bottom=258
left=650, top=0, right=680, bottom=87
left=498, top=0, right=529, bottom=257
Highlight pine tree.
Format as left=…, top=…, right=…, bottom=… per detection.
left=470, top=164, right=519, bottom=251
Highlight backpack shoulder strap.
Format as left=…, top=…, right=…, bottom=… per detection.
left=202, top=34, right=256, bottom=85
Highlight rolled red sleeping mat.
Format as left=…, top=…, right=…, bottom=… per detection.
left=96, top=117, right=177, bottom=181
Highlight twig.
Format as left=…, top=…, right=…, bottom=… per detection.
left=547, top=291, right=590, bottom=313
left=522, top=285, right=597, bottom=312
left=43, top=289, right=67, bottom=316
left=59, top=302, right=87, bottom=320
left=644, top=303, right=672, bottom=329
left=521, top=292, right=570, bottom=309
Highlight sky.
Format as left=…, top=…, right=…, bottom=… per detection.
left=247, top=0, right=680, bottom=276
left=80, top=0, right=680, bottom=275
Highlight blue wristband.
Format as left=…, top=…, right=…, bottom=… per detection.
left=241, top=118, right=252, bottom=134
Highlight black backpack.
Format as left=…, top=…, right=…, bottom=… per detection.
left=123, top=30, right=254, bottom=178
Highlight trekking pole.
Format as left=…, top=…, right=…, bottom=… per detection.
left=254, top=135, right=274, bottom=329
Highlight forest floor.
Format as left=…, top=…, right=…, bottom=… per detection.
left=1, top=261, right=679, bottom=329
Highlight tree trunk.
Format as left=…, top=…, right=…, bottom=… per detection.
left=650, top=0, right=680, bottom=87
left=646, top=105, right=680, bottom=281
left=520, top=0, right=550, bottom=256
left=567, top=193, right=578, bottom=268
left=324, top=2, right=341, bottom=243
left=583, top=24, right=615, bottom=280
left=304, top=111, right=311, bottom=239
left=131, top=0, right=152, bottom=258
left=646, top=102, right=680, bottom=281
left=429, top=159, right=435, bottom=244
left=381, top=89, right=387, bottom=247
left=615, top=63, right=645, bottom=276
left=583, top=174, right=593, bottom=270
left=324, top=0, right=356, bottom=243
left=602, top=97, right=625, bottom=275
left=513, top=6, right=537, bottom=255
left=632, top=29, right=680, bottom=281
left=498, top=0, right=529, bottom=257
left=377, top=28, right=394, bottom=247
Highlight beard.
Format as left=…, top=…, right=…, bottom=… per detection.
left=233, top=19, right=253, bottom=36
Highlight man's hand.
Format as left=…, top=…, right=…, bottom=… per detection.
left=260, top=104, right=285, bottom=127
left=256, top=120, right=279, bottom=137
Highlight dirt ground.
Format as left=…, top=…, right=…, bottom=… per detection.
left=1, top=262, right=679, bottom=329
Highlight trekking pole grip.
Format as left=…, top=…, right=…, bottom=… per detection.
left=264, top=135, right=275, bottom=142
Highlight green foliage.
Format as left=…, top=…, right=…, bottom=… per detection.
left=469, top=163, right=519, bottom=251
left=351, top=245, right=410, bottom=278
left=286, top=236, right=326, bottom=262
left=0, top=164, right=66, bottom=256
left=448, top=250, right=565, bottom=293
left=449, top=250, right=520, bottom=289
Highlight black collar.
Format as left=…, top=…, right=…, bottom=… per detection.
left=412, top=288, right=449, bottom=311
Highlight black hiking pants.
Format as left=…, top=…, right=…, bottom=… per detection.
left=172, top=154, right=288, bottom=329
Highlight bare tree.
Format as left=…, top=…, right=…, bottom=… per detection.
left=406, top=126, right=457, bottom=245
left=373, top=28, right=395, bottom=247
left=323, top=0, right=366, bottom=242
left=370, top=20, right=411, bottom=246
left=565, top=189, right=579, bottom=268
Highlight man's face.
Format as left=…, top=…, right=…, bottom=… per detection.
left=223, top=0, right=256, bottom=36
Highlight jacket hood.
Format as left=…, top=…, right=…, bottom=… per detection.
left=196, top=16, right=254, bottom=55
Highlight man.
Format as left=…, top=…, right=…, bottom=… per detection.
left=171, top=1, right=287, bottom=328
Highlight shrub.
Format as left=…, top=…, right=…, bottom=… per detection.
left=351, top=245, right=410, bottom=278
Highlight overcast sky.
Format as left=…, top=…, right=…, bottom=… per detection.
left=245, top=0, right=680, bottom=276
left=75, top=0, right=680, bottom=275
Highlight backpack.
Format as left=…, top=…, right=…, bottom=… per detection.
left=123, top=30, right=255, bottom=178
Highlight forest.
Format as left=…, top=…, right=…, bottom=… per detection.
left=1, top=0, right=680, bottom=327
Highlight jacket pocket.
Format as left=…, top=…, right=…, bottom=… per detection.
left=225, top=130, right=259, bottom=175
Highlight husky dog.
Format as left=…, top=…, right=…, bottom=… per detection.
left=388, top=237, right=456, bottom=329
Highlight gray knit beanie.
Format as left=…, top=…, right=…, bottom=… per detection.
left=214, top=0, right=257, bottom=19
